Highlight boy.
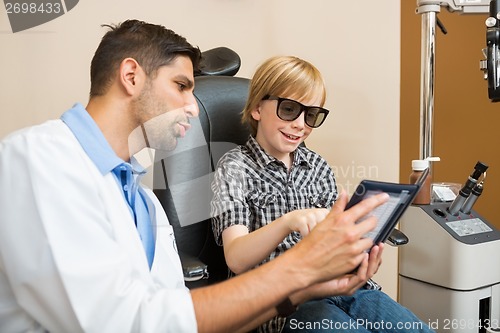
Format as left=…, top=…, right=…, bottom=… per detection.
left=211, top=56, right=434, bottom=333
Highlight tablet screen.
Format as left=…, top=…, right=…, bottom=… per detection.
left=346, top=180, right=419, bottom=244
left=356, top=189, right=411, bottom=241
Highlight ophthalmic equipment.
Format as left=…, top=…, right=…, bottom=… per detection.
left=398, top=1, right=500, bottom=332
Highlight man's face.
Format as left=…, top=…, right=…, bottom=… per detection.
left=132, top=55, right=199, bottom=152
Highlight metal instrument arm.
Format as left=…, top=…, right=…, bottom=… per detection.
left=417, top=0, right=490, bottom=14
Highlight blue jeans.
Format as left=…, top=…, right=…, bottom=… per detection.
left=283, top=289, right=434, bottom=333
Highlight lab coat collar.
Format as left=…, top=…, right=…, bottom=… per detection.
left=61, top=103, right=124, bottom=175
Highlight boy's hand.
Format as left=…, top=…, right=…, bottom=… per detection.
left=282, top=208, right=329, bottom=236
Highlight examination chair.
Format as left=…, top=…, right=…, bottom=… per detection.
left=152, top=47, right=408, bottom=289
left=152, top=47, right=249, bottom=288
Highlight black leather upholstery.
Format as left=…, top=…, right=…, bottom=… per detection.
left=153, top=75, right=250, bottom=287
left=196, top=47, right=241, bottom=77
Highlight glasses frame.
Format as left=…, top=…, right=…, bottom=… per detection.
left=262, top=95, right=329, bottom=128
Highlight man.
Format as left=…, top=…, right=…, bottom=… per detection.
left=0, top=19, right=387, bottom=333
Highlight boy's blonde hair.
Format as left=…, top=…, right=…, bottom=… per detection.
left=242, top=56, right=327, bottom=136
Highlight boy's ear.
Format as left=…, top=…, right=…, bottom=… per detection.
left=251, top=105, right=261, bottom=121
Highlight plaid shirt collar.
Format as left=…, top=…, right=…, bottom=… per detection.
left=245, top=135, right=312, bottom=170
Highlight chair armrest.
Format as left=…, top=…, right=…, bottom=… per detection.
left=386, top=228, right=409, bottom=246
left=179, top=252, right=209, bottom=282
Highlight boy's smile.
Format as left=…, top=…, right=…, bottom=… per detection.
left=252, top=95, right=322, bottom=168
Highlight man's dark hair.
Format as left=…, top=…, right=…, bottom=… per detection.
left=89, top=19, right=201, bottom=97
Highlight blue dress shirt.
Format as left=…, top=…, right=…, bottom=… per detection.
left=61, top=103, right=155, bottom=268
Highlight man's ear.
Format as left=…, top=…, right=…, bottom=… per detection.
left=119, top=58, right=144, bottom=96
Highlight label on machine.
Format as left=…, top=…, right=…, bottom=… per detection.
left=446, top=218, right=493, bottom=237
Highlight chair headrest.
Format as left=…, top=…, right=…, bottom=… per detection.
left=196, top=47, right=241, bottom=77
left=194, top=75, right=250, bottom=148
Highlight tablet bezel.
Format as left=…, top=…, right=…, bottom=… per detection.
left=345, top=180, right=420, bottom=245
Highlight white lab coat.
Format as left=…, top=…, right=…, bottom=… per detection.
left=0, top=119, right=197, bottom=332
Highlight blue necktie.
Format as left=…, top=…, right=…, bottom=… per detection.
left=113, top=164, right=155, bottom=269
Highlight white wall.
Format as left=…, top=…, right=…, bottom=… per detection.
left=0, top=0, right=401, bottom=298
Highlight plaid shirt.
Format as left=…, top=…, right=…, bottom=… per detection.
left=211, top=136, right=380, bottom=333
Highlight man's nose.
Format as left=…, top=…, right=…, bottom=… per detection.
left=185, top=94, right=199, bottom=118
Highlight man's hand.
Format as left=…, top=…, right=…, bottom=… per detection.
left=367, top=242, right=384, bottom=277
left=290, top=242, right=384, bottom=305
left=283, top=190, right=389, bottom=287
left=291, top=253, right=369, bottom=303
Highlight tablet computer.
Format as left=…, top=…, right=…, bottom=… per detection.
left=345, top=168, right=429, bottom=245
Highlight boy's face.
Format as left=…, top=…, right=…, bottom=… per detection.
left=252, top=95, right=322, bottom=164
